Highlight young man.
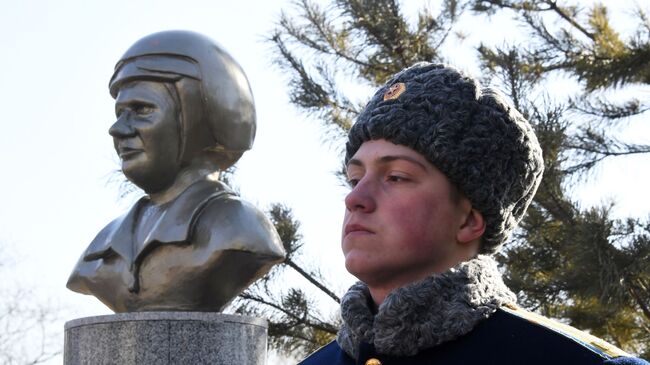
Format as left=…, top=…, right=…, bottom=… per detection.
left=301, top=63, right=648, bottom=364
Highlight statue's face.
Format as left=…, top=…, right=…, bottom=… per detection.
left=109, top=81, right=181, bottom=193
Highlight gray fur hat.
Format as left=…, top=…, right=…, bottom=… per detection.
left=345, top=63, right=544, bottom=254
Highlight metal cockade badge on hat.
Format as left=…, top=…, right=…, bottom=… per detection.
left=383, top=82, right=406, bottom=101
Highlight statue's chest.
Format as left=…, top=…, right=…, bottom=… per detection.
left=93, top=242, right=230, bottom=312
left=132, top=202, right=165, bottom=255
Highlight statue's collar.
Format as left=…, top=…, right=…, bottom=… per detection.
left=82, top=179, right=233, bottom=292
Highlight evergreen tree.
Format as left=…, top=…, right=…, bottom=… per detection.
left=237, top=0, right=650, bottom=359
left=234, top=204, right=340, bottom=358
left=471, top=0, right=650, bottom=357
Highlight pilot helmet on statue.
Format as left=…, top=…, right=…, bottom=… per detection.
left=108, top=30, right=256, bottom=193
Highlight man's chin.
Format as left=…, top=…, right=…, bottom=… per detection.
left=344, top=256, right=376, bottom=282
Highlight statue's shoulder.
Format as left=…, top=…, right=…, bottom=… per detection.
left=192, top=180, right=264, bottom=224
left=81, top=201, right=142, bottom=261
left=66, top=200, right=141, bottom=294
left=191, top=182, right=284, bottom=258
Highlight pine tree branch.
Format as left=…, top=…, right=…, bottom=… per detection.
left=474, top=0, right=594, bottom=41
left=239, top=292, right=338, bottom=334
left=344, top=0, right=411, bottom=68
left=286, top=258, right=341, bottom=303
left=546, top=0, right=595, bottom=41
left=565, top=144, right=650, bottom=159
left=537, top=183, right=576, bottom=225
left=270, top=326, right=322, bottom=345
left=300, top=0, right=374, bottom=69
left=625, top=279, right=650, bottom=323
left=572, top=98, right=649, bottom=120
left=281, top=1, right=374, bottom=70
left=520, top=11, right=577, bottom=56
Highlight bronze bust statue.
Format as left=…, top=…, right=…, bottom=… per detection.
left=67, top=30, right=285, bottom=312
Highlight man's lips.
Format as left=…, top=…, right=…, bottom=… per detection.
left=344, top=223, right=374, bottom=236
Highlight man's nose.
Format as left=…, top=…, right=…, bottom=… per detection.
left=344, top=178, right=376, bottom=213
left=108, top=114, right=136, bottom=138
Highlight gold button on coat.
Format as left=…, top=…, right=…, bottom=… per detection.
left=365, top=358, right=382, bottom=365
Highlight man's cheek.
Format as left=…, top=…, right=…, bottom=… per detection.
left=390, top=206, right=429, bottom=241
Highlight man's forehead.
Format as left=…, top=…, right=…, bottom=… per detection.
left=346, top=140, right=429, bottom=170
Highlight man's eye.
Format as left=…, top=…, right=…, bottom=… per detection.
left=347, top=178, right=359, bottom=188
left=387, top=175, right=407, bottom=183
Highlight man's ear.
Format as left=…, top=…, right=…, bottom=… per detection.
left=457, top=208, right=486, bottom=244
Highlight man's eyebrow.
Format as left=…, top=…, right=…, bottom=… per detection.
left=379, top=155, right=428, bottom=171
left=347, top=158, right=364, bottom=168
left=346, top=155, right=428, bottom=171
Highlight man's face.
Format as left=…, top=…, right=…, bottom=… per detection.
left=110, top=81, right=181, bottom=193
left=342, top=139, right=471, bottom=291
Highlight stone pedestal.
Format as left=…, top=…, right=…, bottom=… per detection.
left=64, top=312, right=267, bottom=365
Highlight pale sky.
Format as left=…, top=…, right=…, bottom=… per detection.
left=0, top=1, right=647, bottom=364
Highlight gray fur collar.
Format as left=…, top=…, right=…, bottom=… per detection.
left=337, top=255, right=516, bottom=358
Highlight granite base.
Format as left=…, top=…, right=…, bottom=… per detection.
left=64, top=312, right=267, bottom=364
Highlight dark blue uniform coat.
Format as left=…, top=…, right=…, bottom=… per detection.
left=301, top=308, right=649, bottom=365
